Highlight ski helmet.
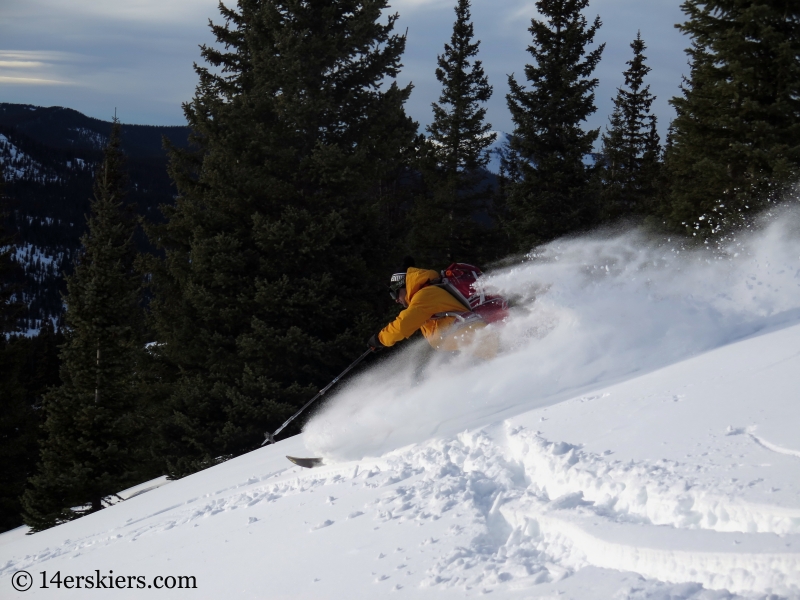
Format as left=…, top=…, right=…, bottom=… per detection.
left=388, top=272, right=406, bottom=300
left=388, top=256, right=415, bottom=300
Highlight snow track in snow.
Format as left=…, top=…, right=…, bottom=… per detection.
left=5, top=426, right=796, bottom=597
left=506, top=429, right=800, bottom=536
left=372, top=429, right=799, bottom=596
left=749, top=434, right=800, bottom=460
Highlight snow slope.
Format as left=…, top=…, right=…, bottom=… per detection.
left=2, top=212, right=800, bottom=599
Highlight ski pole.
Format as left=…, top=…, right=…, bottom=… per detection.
left=262, top=349, right=373, bottom=446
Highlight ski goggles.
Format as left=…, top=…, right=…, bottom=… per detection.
left=388, top=272, right=406, bottom=300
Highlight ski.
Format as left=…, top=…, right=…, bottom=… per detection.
left=286, top=456, right=324, bottom=469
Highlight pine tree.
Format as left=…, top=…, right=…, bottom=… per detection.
left=0, top=331, right=35, bottom=533
left=147, top=0, right=418, bottom=477
left=488, top=140, right=524, bottom=260
left=22, top=120, right=149, bottom=531
left=505, top=0, right=605, bottom=249
left=665, top=0, right=800, bottom=237
left=600, top=33, right=661, bottom=220
left=411, top=0, right=496, bottom=265
left=0, top=324, right=63, bottom=533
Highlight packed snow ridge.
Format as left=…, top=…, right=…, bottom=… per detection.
left=2, top=209, right=800, bottom=599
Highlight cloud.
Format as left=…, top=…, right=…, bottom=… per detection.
left=0, top=76, right=72, bottom=85
left=0, top=50, right=85, bottom=63
left=504, top=0, right=541, bottom=25
left=13, top=0, right=219, bottom=25
left=392, top=0, right=453, bottom=10
left=0, top=0, right=691, bottom=135
left=0, top=61, right=46, bottom=69
left=0, top=11, right=207, bottom=123
left=0, top=51, right=85, bottom=88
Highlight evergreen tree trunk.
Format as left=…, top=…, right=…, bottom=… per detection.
left=505, top=0, right=605, bottom=250
left=22, top=120, right=149, bottom=532
left=147, top=0, right=418, bottom=477
left=411, top=0, right=496, bottom=266
left=665, top=0, right=800, bottom=238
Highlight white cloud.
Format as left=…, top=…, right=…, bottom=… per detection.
left=16, top=0, right=219, bottom=24
left=0, top=51, right=87, bottom=88
left=0, top=0, right=690, bottom=133
left=504, top=0, right=541, bottom=25
left=0, top=61, right=45, bottom=68
left=0, top=76, right=72, bottom=85
left=0, top=50, right=85, bottom=63
left=391, top=0, right=452, bottom=10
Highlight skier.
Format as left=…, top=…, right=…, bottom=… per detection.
left=367, top=261, right=501, bottom=357
left=266, top=260, right=505, bottom=453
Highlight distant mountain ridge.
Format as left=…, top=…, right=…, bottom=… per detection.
left=0, top=103, right=190, bottom=333
left=0, top=103, right=189, bottom=158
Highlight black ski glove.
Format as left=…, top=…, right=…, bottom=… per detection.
left=367, top=333, right=385, bottom=352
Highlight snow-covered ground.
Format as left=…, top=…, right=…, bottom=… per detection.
left=2, top=211, right=800, bottom=599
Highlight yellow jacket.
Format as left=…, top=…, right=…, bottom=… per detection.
left=377, top=267, right=469, bottom=348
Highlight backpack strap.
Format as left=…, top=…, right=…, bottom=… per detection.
left=432, top=280, right=471, bottom=311
left=415, top=277, right=470, bottom=309
left=431, top=311, right=484, bottom=325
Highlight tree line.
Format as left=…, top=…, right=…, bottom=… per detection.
left=2, top=0, right=799, bottom=532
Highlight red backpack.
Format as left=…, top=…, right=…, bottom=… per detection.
left=433, top=263, right=509, bottom=324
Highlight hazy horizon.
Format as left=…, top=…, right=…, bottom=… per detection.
left=1, top=0, right=687, bottom=145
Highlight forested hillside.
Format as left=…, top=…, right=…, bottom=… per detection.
left=0, top=103, right=189, bottom=332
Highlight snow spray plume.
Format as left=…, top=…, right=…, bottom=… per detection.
left=304, top=207, right=800, bottom=461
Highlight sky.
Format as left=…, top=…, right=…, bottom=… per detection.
left=0, top=0, right=688, bottom=144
